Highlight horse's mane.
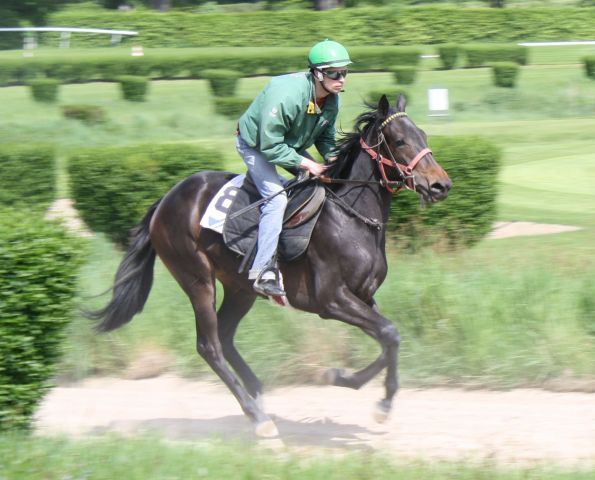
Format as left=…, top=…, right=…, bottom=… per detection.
left=326, top=103, right=380, bottom=180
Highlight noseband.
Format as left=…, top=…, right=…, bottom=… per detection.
left=359, top=112, right=432, bottom=194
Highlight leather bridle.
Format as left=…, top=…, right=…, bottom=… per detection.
left=359, top=112, right=432, bottom=194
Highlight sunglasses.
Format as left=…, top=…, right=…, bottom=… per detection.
left=322, top=69, right=348, bottom=80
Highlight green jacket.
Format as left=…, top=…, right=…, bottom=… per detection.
left=238, top=72, right=339, bottom=169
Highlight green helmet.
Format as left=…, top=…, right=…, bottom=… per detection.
left=308, top=40, right=352, bottom=69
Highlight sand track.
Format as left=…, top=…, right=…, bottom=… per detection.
left=35, top=375, right=595, bottom=467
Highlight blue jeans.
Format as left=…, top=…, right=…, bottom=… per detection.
left=236, top=136, right=288, bottom=280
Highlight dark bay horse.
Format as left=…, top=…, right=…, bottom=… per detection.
left=91, top=94, right=451, bottom=437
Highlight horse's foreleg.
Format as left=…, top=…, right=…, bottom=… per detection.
left=321, top=291, right=400, bottom=421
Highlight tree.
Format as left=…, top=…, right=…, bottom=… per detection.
left=0, top=0, right=71, bottom=25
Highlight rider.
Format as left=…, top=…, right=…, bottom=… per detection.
left=236, top=39, right=351, bottom=297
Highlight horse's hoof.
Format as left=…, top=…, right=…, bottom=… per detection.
left=373, top=400, right=391, bottom=424
left=255, top=419, right=279, bottom=438
left=322, top=368, right=345, bottom=385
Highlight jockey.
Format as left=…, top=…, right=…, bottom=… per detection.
left=236, top=39, right=351, bottom=297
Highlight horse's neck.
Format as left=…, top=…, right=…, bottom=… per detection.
left=339, top=137, right=393, bottom=225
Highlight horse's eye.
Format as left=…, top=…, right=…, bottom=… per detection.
left=395, top=140, right=405, bottom=147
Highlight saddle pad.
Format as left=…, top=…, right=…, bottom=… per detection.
left=200, top=174, right=325, bottom=262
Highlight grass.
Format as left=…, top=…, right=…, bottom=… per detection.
left=1, top=53, right=594, bottom=387
left=0, top=434, right=592, bottom=480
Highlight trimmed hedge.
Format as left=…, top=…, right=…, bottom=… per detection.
left=463, top=44, right=529, bottom=68
left=29, top=78, right=60, bottom=103
left=62, top=105, right=107, bottom=124
left=213, top=96, right=252, bottom=119
left=388, top=136, right=501, bottom=250
left=68, top=143, right=227, bottom=246
left=0, top=46, right=421, bottom=87
left=118, top=75, right=149, bottom=101
left=0, top=144, right=55, bottom=211
left=46, top=6, right=595, bottom=49
left=389, top=65, right=417, bottom=85
left=491, top=62, right=520, bottom=88
left=584, top=56, right=595, bottom=79
left=436, top=43, right=460, bottom=70
left=201, top=69, right=242, bottom=97
left=0, top=209, right=84, bottom=431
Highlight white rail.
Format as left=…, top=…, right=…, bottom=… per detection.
left=0, top=27, right=138, bottom=49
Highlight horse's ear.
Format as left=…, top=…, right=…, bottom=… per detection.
left=396, top=93, right=407, bottom=112
left=378, top=94, right=390, bottom=117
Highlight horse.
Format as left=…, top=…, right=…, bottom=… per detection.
left=90, top=94, right=451, bottom=437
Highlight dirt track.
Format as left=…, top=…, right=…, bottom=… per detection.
left=34, top=375, right=595, bottom=467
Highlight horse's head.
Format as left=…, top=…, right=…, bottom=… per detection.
left=371, top=94, right=451, bottom=203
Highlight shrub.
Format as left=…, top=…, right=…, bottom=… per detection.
left=0, top=144, right=55, bottom=211
left=491, top=62, right=520, bottom=88
left=389, top=65, right=417, bottom=85
left=29, top=78, right=60, bottom=103
left=68, top=143, right=227, bottom=246
left=201, top=69, right=242, bottom=97
left=436, top=44, right=460, bottom=70
left=213, top=96, right=252, bottom=119
left=463, top=44, right=529, bottom=68
left=584, top=56, right=595, bottom=79
left=62, top=105, right=107, bottom=124
left=388, top=136, right=501, bottom=250
left=0, top=209, right=84, bottom=431
left=367, top=88, right=412, bottom=106
left=118, top=75, right=149, bottom=102
left=47, top=6, right=595, bottom=49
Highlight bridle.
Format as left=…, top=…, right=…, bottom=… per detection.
left=359, top=111, right=432, bottom=194
left=318, top=110, right=433, bottom=230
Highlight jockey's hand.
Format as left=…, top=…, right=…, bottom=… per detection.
left=300, top=157, right=329, bottom=177
left=327, top=156, right=338, bottom=163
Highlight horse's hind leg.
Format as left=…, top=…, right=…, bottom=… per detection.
left=157, top=248, right=278, bottom=437
left=217, top=286, right=263, bottom=400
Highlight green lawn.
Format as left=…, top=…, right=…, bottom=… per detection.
left=1, top=434, right=591, bottom=480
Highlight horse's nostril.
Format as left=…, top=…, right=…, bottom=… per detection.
left=430, top=180, right=451, bottom=195
left=430, top=182, right=445, bottom=193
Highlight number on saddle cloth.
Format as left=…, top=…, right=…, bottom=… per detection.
left=222, top=172, right=326, bottom=269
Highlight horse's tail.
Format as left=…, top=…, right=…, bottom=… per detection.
left=87, top=199, right=160, bottom=333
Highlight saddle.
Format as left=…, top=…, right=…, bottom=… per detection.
left=222, top=173, right=326, bottom=270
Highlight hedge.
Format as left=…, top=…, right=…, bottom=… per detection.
left=436, top=44, right=461, bottom=70
left=463, top=44, right=529, bottom=68
left=491, top=62, right=520, bottom=88
left=68, top=143, right=227, bottom=246
left=584, top=56, right=595, bottom=79
left=118, top=75, right=149, bottom=101
left=0, top=144, right=55, bottom=211
left=389, top=66, right=417, bottom=85
left=44, top=6, right=595, bottom=49
left=388, top=136, right=501, bottom=250
left=0, top=46, right=420, bottom=87
left=29, top=78, right=60, bottom=103
left=62, top=105, right=107, bottom=124
left=0, top=209, right=84, bottom=431
left=201, top=69, right=242, bottom=97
